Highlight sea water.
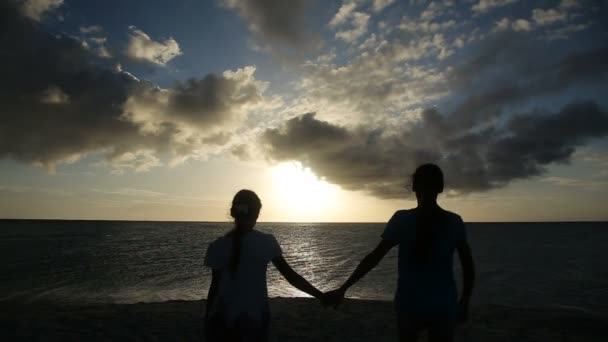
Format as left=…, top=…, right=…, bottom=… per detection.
left=1, top=220, right=607, bottom=317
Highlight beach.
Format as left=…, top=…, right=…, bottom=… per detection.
left=2, top=298, right=606, bottom=341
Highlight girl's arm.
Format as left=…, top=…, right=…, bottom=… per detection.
left=272, top=256, right=324, bottom=299
left=326, top=239, right=396, bottom=305
left=205, top=270, right=220, bottom=319
left=456, top=240, right=475, bottom=321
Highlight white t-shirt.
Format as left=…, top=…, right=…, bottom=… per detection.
left=204, top=230, right=282, bottom=323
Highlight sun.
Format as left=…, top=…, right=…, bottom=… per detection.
left=269, top=162, right=340, bottom=220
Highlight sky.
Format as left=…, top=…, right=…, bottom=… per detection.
left=1, top=0, right=607, bottom=222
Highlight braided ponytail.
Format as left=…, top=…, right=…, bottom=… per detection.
left=228, top=190, right=262, bottom=272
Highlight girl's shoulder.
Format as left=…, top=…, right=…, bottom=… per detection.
left=249, top=230, right=279, bottom=245
left=441, top=209, right=464, bottom=223
left=394, top=208, right=416, bottom=218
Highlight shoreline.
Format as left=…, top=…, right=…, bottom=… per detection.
left=2, top=298, right=606, bottom=341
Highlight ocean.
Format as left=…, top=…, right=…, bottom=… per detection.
left=1, top=220, right=607, bottom=317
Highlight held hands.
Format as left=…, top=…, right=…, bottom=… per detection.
left=320, top=288, right=346, bottom=308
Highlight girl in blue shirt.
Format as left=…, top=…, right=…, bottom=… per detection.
left=326, top=164, right=475, bottom=342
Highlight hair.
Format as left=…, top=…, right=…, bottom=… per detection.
left=228, top=189, right=262, bottom=272
left=412, top=163, right=444, bottom=262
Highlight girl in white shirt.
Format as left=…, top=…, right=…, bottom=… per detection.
left=204, top=189, right=325, bottom=342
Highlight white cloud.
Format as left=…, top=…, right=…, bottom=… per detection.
left=95, top=46, right=112, bottom=58
left=126, top=27, right=182, bottom=65
left=559, top=0, right=580, bottom=9
left=80, top=25, right=103, bottom=34
left=329, top=2, right=358, bottom=27
left=472, top=0, right=517, bottom=14
left=335, top=12, right=370, bottom=43
left=493, top=18, right=532, bottom=32
left=546, top=23, right=589, bottom=40
left=532, top=8, right=567, bottom=26
left=373, top=0, right=395, bottom=12
left=420, top=0, right=454, bottom=20
left=541, top=176, right=582, bottom=186
left=79, top=35, right=112, bottom=58
left=512, top=19, right=532, bottom=31
left=40, top=86, right=69, bottom=104
left=294, top=31, right=453, bottom=123
left=399, top=19, right=456, bottom=33
left=107, top=150, right=162, bottom=174
left=453, top=35, right=465, bottom=48
left=493, top=18, right=512, bottom=31
left=20, top=0, right=63, bottom=21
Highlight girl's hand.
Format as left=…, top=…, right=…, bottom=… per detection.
left=323, top=288, right=346, bottom=308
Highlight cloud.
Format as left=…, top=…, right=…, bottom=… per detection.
left=126, top=26, right=182, bottom=65
left=0, top=2, right=268, bottom=170
left=420, top=0, right=454, bottom=20
left=445, top=35, right=608, bottom=130
left=105, top=150, right=162, bottom=174
left=532, top=8, right=567, bottom=26
left=20, top=0, right=63, bottom=21
left=559, top=0, right=580, bottom=9
left=80, top=25, right=103, bottom=34
left=399, top=18, right=456, bottom=33
left=546, top=23, right=590, bottom=40
left=295, top=30, right=457, bottom=119
left=123, top=66, right=267, bottom=134
left=262, top=27, right=608, bottom=198
left=261, top=103, right=608, bottom=198
left=329, top=2, right=358, bottom=27
left=493, top=18, right=532, bottom=32
left=541, top=177, right=583, bottom=186
left=335, top=12, right=370, bottom=42
left=472, top=0, right=517, bottom=14
left=222, top=0, right=318, bottom=49
left=512, top=18, right=532, bottom=31
left=40, top=86, right=70, bottom=104
left=373, top=0, right=395, bottom=12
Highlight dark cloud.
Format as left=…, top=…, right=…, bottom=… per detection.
left=446, top=33, right=608, bottom=131
left=0, top=2, right=264, bottom=169
left=261, top=102, right=608, bottom=198
left=221, top=0, right=320, bottom=49
left=168, top=71, right=263, bottom=127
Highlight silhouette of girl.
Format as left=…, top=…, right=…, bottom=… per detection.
left=326, top=164, right=475, bottom=342
left=204, top=189, right=325, bottom=342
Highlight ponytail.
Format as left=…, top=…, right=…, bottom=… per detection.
left=413, top=206, right=442, bottom=262
left=228, top=190, right=262, bottom=272
left=230, top=230, right=245, bottom=272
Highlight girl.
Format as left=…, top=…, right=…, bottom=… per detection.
left=326, top=164, right=475, bottom=342
left=204, top=189, right=324, bottom=342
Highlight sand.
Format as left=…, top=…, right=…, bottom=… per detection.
left=2, top=298, right=606, bottom=341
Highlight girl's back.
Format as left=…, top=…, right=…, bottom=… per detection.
left=383, top=208, right=467, bottom=319
left=205, top=230, right=282, bottom=322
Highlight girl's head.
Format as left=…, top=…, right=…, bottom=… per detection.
left=412, top=163, right=444, bottom=201
left=230, top=189, right=262, bottom=230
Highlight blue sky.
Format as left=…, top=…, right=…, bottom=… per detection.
left=0, top=0, right=607, bottom=221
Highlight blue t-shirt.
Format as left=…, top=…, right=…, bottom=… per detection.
left=382, top=209, right=467, bottom=319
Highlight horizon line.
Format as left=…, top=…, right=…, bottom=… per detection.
left=0, top=218, right=606, bottom=224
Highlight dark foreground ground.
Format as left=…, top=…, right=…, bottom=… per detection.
left=1, top=298, right=606, bottom=341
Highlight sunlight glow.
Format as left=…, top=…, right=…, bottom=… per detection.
left=269, top=162, right=340, bottom=220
